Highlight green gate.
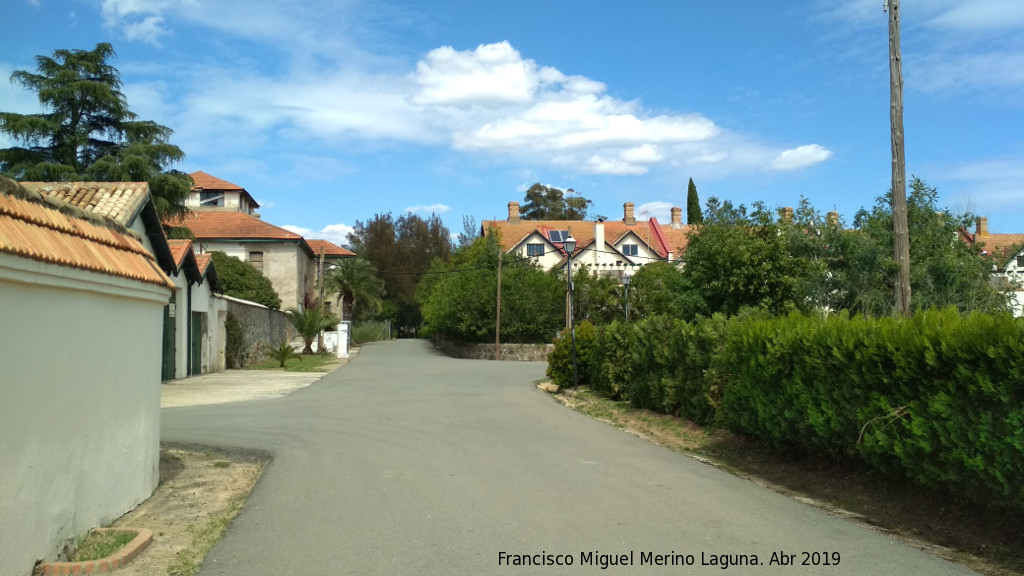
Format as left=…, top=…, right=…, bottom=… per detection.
left=190, top=312, right=203, bottom=376
left=161, top=301, right=176, bottom=381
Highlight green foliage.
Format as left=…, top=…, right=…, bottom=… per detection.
left=420, top=232, right=564, bottom=343
left=570, top=265, right=622, bottom=325
left=325, top=258, right=385, bottom=321
left=520, top=182, right=591, bottom=220
left=547, top=320, right=598, bottom=390
left=0, top=43, right=189, bottom=218
left=268, top=341, right=298, bottom=367
left=686, top=177, right=702, bottom=225
left=287, top=304, right=339, bottom=355
left=347, top=212, right=452, bottom=331
left=351, top=321, right=391, bottom=345
left=626, top=261, right=692, bottom=320
left=209, top=251, right=281, bottom=309
left=224, top=312, right=244, bottom=369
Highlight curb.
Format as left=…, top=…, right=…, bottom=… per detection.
left=40, top=528, right=153, bottom=575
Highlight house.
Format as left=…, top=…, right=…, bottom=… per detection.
left=306, top=238, right=356, bottom=315
left=167, top=239, right=225, bottom=377
left=187, top=170, right=260, bottom=215
left=17, top=181, right=228, bottom=379
left=482, top=201, right=693, bottom=279
left=966, top=217, right=1024, bottom=316
left=0, top=177, right=173, bottom=573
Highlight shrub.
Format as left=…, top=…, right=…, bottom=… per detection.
left=547, top=321, right=598, bottom=390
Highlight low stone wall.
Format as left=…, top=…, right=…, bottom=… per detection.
left=433, top=337, right=553, bottom=362
left=222, top=295, right=291, bottom=367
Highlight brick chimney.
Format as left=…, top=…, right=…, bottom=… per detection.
left=976, top=217, right=989, bottom=236
left=508, top=201, right=521, bottom=224
left=623, top=202, right=636, bottom=226
left=670, top=206, right=683, bottom=229
left=782, top=207, right=794, bottom=222
left=827, top=211, right=839, bottom=227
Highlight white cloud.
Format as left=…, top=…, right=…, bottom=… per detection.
left=926, top=0, right=1024, bottom=31
left=412, top=42, right=554, bottom=108
left=404, top=203, right=451, bottom=215
left=101, top=0, right=192, bottom=44
left=634, top=201, right=674, bottom=222
left=770, top=145, right=833, bottom=171
left=282, top=223, right=355, bottom=247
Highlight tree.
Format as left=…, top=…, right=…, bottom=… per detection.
left=325, top=259, right=385, bottom=321
left=287, top=304, right=339, bottom=355
left=209, top=251, right=282, bottom=309
left=348, top=212, right=452, bottom=332
left=686, top=178, right=703, bottom=225
left=0, top=43, right=190, bottom=218
left=456, top=215, right=478, bottom=248
left=520, top=183, right=591, bottom=220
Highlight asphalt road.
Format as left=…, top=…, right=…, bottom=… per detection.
left=162, top=339, right=976, bottom=576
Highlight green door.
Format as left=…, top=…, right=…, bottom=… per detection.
left=162, top=303, right=176, bottom=381
left=190, top=312, right=203, bottom=376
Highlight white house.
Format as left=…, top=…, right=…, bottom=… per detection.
left=968, top=217, right=1024, bottom=317
left=0, top=177, right=173, bottom=574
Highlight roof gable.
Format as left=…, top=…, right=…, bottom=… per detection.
left=306, top=238, right=355, bottom=257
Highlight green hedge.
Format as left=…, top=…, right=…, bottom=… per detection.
left=549, top=309, right=1024, bottom=508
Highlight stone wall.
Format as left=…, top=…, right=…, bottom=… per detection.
left=222, top=295, right=291, bottom=367
left=433, top=336, right=553, bottom=362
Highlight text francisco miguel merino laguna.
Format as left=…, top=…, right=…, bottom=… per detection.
left=498, top=550, right=841, bottom=570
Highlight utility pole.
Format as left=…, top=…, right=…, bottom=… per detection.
left=317, top=246, right=326, bottom=351
left=495, top=245, right=502, bottom=361
left=886, top=0, right=912, bottom=316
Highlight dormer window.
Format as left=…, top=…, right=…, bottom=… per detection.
left=622, top=244, right=638, bottom=256
left=548, top=230, right=569, bottom=243
left=200, top=191, right=225, bottom=207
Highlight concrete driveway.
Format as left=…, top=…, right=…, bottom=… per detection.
left=161, top=340, right=976, bottom=576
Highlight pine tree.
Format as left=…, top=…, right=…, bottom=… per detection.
left=686, top=178, right=703, bottom=224
left=0, top=43, right=190, bottom=218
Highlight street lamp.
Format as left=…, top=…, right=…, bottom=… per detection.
left=564, top=232, right=578, bottom=389
left=622, top=272, right=631, bottom=322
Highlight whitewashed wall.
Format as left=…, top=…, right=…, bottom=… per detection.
left=0, top=254, right=168, bottom=575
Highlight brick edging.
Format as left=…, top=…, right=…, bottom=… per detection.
left=40, top=528, right=153, bottom=575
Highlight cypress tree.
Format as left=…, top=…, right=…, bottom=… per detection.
left=686, top=178, right=703, bottom=224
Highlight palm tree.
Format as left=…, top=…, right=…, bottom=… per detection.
left=325, top=259, right=385, bottom=322
left=287, top=304, right=339, bottom=354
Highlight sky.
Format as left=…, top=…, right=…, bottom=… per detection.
left=2, top=0, right=1023, bottom=246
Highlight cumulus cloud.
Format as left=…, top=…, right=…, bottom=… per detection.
left=770, top=145, right=833, bottom=171
left=282, top=223, right=355, bottom=247
left=101, top=0, right=193, bottom=44
left=404, top=203, right=451, bottom=215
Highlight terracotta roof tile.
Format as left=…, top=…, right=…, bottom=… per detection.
left=19, top=182, right=149, bottom=227
left=483, top=218, right=693, bottom=260
left=306, top=239, right=355, bottom=257
left=167, top=239, right=194, bottom=267
left=189, top=171, right=244, bottom=191
left=167, top=211, right=302, bottom=240
left=975, top=233, right=1024, bottom=263
left=195, top=253, right=213, bottom=275
left=0, top=186, right=174, bottom=289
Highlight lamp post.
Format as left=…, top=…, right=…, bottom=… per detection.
left=622, top=272, right=631, bottom=322
left=564, top=232, right=578, bottom=389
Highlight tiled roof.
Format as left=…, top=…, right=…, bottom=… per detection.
left=195, top=253, right=213, bottom=275
left=975, top=233, right=1024, bottom=264
left=167, top=239, right=195, bottom=268
left=19, top=182, right=149, bottom=227
left=482, top=218, right=692, bottom=260
left=306, top=239, right=355, bottom=257
left=0, top=180, right=174, bottom=289
left=190, top=171, right=244, bottom=191
left=168, top=211, right=302, bottom=240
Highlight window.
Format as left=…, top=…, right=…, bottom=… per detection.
left=622, top=244, right=638, bottom=256
left=248, top=251, right=264, bottom=272
left=548, top=230, right=568, bottom=243
left=1017, top=255, right=1024, bottom=268
left=199, top=191, right=225, bottom=207
left=526, top=244, right=545, bottom=257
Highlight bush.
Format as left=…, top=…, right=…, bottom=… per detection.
left=547, top=321, right=598, bottom=390
left=224, top=312, right=244, bottom=369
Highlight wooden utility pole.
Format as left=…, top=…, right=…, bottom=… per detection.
left=318, top=246, right=326, bottom=351
left=887, top=0, right=912, bottom=316
left=495, top=247, right=502, bottom=361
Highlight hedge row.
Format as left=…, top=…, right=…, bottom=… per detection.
left=547, top=309, right=1024, bottom=508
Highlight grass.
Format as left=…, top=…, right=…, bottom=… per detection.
left=352, top=321, right=390, bottom=345
left=69, top=530, right=137, bottom=562
left=553, top=386, right=1024, bottom=576
left=250, top=353, right=335, bottom=372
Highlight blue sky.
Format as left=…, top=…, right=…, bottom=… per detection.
left=3, top=0, right=1023, bottom=245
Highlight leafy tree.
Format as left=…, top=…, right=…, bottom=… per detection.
left=325, top=258, right=385, bottom=321
left=0, top=43, right=190, bottom=218
left=348, top=212, right=452, bottom=332
left=209, top=251, right=281, bottom=309
left=287, top=304, right=339, bottom=355
left=520, top=183, right=591, bottom=220
left=419, top=231, right=563, bottom=343
left=686, top=178, right=703, bottom=225
left=625, top=261, right=697, bottom=320
left=456, top=214, right=478, bottom=248
left=569, top=265, right=623, bottom=326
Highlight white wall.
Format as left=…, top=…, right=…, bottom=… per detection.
left=0, top=254, right=167, bottom=575
left=198, top=241, right=310, bottom=310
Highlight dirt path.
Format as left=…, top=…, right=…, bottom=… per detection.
left=108, top=448, right=264, bottom=576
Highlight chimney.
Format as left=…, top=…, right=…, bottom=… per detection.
left=594, top=221, right=605, bottom=266
left=508, top=201, right=521, bottom=224
left=623, top=202, right=636, bottom=226
left=976, top=217, right=989, bottom=236
left=782, top=207, right=794, bottom=222
left=670, top=206, right=683, bottom=229
left=827, top=211, right=839, bottom=227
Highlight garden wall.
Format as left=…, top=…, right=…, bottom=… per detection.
left=221, top=295, right=291, bottom=367
left=433, top=336, right=553, bottom=361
